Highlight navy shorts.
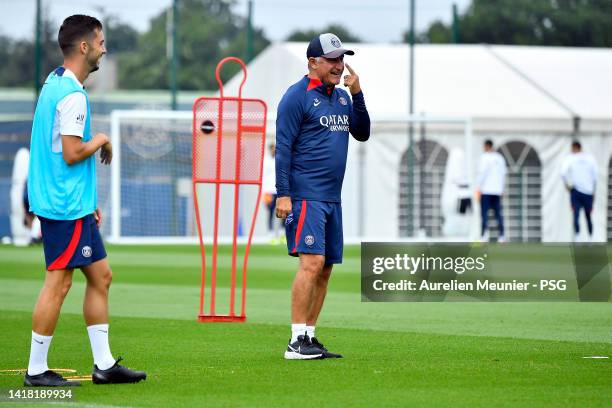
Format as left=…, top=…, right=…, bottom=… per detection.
left=39, top=214, right=107, bottom=271
left=285, top=200, right=343, bottom=265
left=571, top=189, right=593, bottom=213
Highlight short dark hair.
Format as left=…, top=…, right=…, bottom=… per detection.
left=484, top=139, right=493, bottom=148
left=58, top=15, right=102, bottom=56
left=572, top=140, right=581, bottom=150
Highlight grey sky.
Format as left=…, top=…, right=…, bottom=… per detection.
left=1, top=0, right=471, bottom=43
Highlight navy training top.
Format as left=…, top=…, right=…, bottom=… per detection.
left=275, top=76, right=370, bottom=203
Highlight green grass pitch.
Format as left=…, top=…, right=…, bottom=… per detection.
left=0, top=244, right=610, bottom=407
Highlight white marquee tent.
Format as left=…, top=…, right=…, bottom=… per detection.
left=223, top=42, right=612, bottom=242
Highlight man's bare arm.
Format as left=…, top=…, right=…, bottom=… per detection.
left=62, top=133, right=111, bottom=165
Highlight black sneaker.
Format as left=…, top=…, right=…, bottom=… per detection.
left=24, top=370, right=81, bottom=387
left=311, top=337, right=343, bottom=358
left=284, top=334, right=323, bottom=360
left=92, top=357, right=146, bottom=384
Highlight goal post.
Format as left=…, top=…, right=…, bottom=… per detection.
left=107, top=111, right=475, bottom=244
left=109, top=109, right=194, bottom=244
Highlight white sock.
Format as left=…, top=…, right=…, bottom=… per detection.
left=87, top=324, right=115, bottom=370
left=291, top=323, right=307, bottom=343
left=306, top=325, right=315, bottom=339
left=27, top=331, right=52, bottom=376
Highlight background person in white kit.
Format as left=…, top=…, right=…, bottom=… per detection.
left=23, top=177, right=42, bottom=244
left=561, top=140, right=598, bottom=241
left=262, top=143, right=282, bottom=242
left=476, top=139, right=507, bottom=242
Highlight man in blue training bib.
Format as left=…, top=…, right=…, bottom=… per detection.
left=25, top=15, right=146, bottom=387
left=275, top=33, right=371, bottom=360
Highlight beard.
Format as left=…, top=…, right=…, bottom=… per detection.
left=87, top=53, right=102, bottom=73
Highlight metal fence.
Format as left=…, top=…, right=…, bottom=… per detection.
left=497, top=167, right=541, bottom=242
left=399, top=140, right=448, bottom=237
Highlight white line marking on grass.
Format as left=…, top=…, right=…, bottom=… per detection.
left=0, top=368, right=77, bottom=374
left=581, top=356, right=609, bottom=359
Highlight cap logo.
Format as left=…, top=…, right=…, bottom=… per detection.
left=330, top=37, right=341, bottom=48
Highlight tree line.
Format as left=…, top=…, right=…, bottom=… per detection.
left=1, top=0, right=610, bottom=91
left=412, top=0, right=612, bottom=46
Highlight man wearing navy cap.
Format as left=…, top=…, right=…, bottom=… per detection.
left=275, top=33, right=370, bottom=359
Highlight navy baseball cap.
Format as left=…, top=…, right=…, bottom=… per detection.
left=306, top=33, right=355, bottom=59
